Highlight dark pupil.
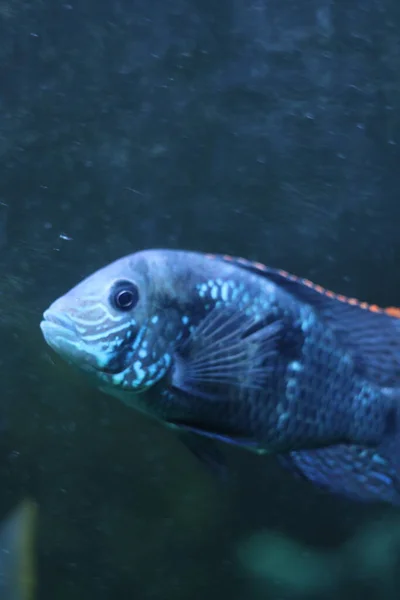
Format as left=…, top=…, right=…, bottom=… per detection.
left=113, top=282, right=139, bottom=311
left=117, top=290, right=134, bottom=308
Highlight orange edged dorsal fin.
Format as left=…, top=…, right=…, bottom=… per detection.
left=206, top=252, right=400, bottom=318
left=385, top=307, right=400, bottom=319
left=206, top=253, right=400, bottom=388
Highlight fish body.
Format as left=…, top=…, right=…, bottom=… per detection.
left=40, top=249, right=400, bottom=504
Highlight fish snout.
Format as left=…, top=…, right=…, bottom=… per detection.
left=40, top=306, right=117, bottom=373
left=40, top=309, right=79, bottom=349
left=42, top=310, right=78, bottom=332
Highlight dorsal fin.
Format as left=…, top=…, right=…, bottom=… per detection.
left=207, top=253, right=400, bottom=318
left=206, top=253, right=400, bottom=387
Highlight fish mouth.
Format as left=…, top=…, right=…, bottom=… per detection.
left=40, top=311, right=85, bottom=362
left=40, top=311, right=79, bottom=347
left=40, top=310, right=98, bottom=370
left=40, top=310, right=135, bottom=374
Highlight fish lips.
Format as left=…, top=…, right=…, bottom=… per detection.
left=40, top=311, right=78, bottom=347
left=40, top=311, right=109, bottom=372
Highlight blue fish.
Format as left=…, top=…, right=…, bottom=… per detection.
left=40, top=249, right=400, bottom=505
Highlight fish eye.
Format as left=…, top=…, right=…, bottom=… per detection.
left=111, top=280, right=139, bottom=311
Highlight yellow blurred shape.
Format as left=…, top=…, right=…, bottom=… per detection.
left=0, top=499, right=37, bottom=600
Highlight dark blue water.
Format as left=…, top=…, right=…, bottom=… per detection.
left=1, top=0, right=400, bottom=598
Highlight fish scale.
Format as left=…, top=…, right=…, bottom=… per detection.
left=40, top=248, right=400, bottom=505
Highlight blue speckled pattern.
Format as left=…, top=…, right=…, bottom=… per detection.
left=40, top=248, right=400, bottom=505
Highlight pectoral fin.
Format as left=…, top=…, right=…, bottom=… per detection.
left=171, top=304, right=282, bottom=401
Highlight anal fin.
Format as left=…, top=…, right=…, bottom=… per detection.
left=278, top=444, right=400, bottom=505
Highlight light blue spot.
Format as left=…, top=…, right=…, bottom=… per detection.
left=95, top=352, right=111, bottom=368
left=372, top=454, right=387, bottom=465
left=371, top=472, right=393, bottom=485
left=210, top=286, right=218, bottom=300
left=197, top=283, right=208, bottom=299
left=288, top=360, right=303, bottom=372
left=132, top=328, right=146, bottom=350
left=278, top=412, right=289, bottom=428
left=151, top=315, right=159, bottom=324
left=112, top=373, right=125, bottom=385
left=148, top=364, right=157, bottom=376
left=138, top=348, right=147, bottom=359
left=133, top=361, right=146, bottom=383
left=182, top=315, right=189, bottom=325
left=221, top=283, right=229, bottom=301
left=300, top=308, right=315, bottom=332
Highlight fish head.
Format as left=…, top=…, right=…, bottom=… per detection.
left=40, top=250, right=196, bottom=402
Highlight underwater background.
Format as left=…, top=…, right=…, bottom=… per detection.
left=2, top=0, right=400, bottom=598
